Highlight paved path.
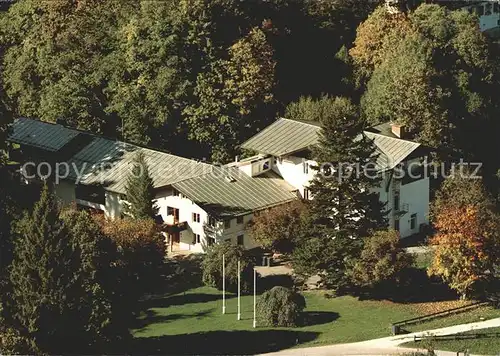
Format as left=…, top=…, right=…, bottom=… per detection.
left=258, top=318, right=500, bottom=356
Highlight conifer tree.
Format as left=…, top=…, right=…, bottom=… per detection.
left=8, top=185, right=116, bottom=353
left=293, top=97, right=387, bottom=288
left=124, top=151, right=158, bottom=219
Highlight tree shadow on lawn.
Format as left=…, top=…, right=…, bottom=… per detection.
left=142, top=293, right=236, bottom=309
left=302, top=311, right=340, bottom=326
left=133, top=309, right=215, bottom=330
left=130, top=329, right=320, bottom=355
left=357, top=268, right=458, bottom=304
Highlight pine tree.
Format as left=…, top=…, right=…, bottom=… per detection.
left=124, top=151, right=158, bottom=219
left=8, top=185, right=116, bottom=353
left=293, top=97, right=387, bottom=288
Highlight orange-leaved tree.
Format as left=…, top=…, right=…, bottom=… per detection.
left=428, top=175, right=499, bottom=299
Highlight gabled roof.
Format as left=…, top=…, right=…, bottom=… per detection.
left=242, top=118, right=423, bottom=171
left=364, top=132, right=421, bottom=170
left=172, top=168, right=298, bottom=218
left=65, top=137, right=211, bottom=194
left=8, top=118, right=298, bottom=216
left=241, top=118, right=321, bottom=157
left=9, top=117, right=80, bottom=152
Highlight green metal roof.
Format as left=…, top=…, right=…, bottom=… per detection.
left=9, top=117, right=80, bottom=152
left=242, top=118, right=422, bottom=171
left=241, top=118, right=321, bottom=156
left=66, top=137, right=212, bottom=194
left=172, top=168, right=298, bottom=218
left=9, top=118, right=299, bottom=216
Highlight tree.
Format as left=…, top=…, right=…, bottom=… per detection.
left=0, top=0, right=134, bottom=134
left=256, top=286, right=305, bottom=327
left=184, top=27, right=276, bottom=162
left=8, top=185, right=116, bottom=354
left=428, top=174, right=500, bottom=299
left=202, top=242, right=255, bottom=293
left=249, top=200, right=308, bottom=254
left=349, top=229, right=414, bottom=289
left=98, top=215, right=164, bottom=316
left=124, top=151, right=158, bottom=219
left=353, top=4, right=500, bottom=167
left=106, top=0, right=188, bottom=146
left=293, top=96, right=386, bottom=288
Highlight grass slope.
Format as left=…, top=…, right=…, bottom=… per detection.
left=402, top=327, right=500, bottom=355
left=131, top=286, right=499, bottom=354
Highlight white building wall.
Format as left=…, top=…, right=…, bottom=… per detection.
left=397, top=176, right=430, bottom=238
left=462, top=1, right=500, bottom=32
left=270, top=154, right=430, bottom=238
left=54, top=180, right=76, bottom=205
left=271, top=156, right=314, bottom=198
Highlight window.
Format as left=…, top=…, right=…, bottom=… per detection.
left=263, top=160, right=269, bottom=170
left=195, top=234, right=201, bottom=244
left=410, top=214, right=417, bottom=230
left=394, top=219, right=400, bottom=232
left=224, top=219, right=231, bottom=229
left=494, top=2, right=499, bottom=13
left=192, top=213, right=200, bottom=223
left=237, top=234, right=244, bottom=246
left=303, top=188, right=310, bottom=200
left=394, top=191, right=400, bottom=211
left=208, top=216, right=216, bottom=227
left=303, top=161, right=309, bottom=174
left=167, top=207, right=179, bottom=221
left=485, top=3, right=492, bottom=15
left=237, top=215, right=244, bottom=224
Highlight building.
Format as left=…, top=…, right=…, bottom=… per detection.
left=7, top=118, right=298, bottom=253
left=459, top=1, right=500, bottom=33
left=240, top=118, right=430, bottom=238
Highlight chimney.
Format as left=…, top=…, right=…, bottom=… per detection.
left=391, top=123, right=405, bottom=139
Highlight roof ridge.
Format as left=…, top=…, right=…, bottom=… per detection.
left=281, top=117, right=322, bottom=128
left=363, top=130, right=420, bottom=146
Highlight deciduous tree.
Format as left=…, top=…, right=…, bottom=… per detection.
left=202, top=242, right=255, bottom=293
left=249, top=200, right=308, bottom=254
left=349, top=229, right=413, bottom=288
left=352, top=4, right=500, bottom=167
left=428, top=174, right=500, bottom=298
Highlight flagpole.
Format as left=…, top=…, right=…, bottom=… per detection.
left=237, top=260, right=241, bottom=320
left=253, top=267, right=257, bottom=328
left=222, top=254, right=226, bottom=314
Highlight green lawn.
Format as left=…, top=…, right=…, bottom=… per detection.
left=130, top=286, right=500, bottom=354
left=402, top=327, right=500, bottom=355
left=407, top=306, right=500, bottom=333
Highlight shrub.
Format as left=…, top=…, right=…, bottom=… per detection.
left=202, top=242, right=255, bottom=293
left=256, top=286, right=306, bottom=327
left=96, top=216, right=165, bottom=310
left=349, top=229, right=414, bottom=289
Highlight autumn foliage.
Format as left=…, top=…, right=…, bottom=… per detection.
left=248, top=200, right=309, bottom=253
left=428, top=206, right=497, bottom=298
left=94, top=216, right=165, bottom=307
left=428, top=176, right=500, bottom=298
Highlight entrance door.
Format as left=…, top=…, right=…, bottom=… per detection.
left=170, top=232, right=180, bottom=251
